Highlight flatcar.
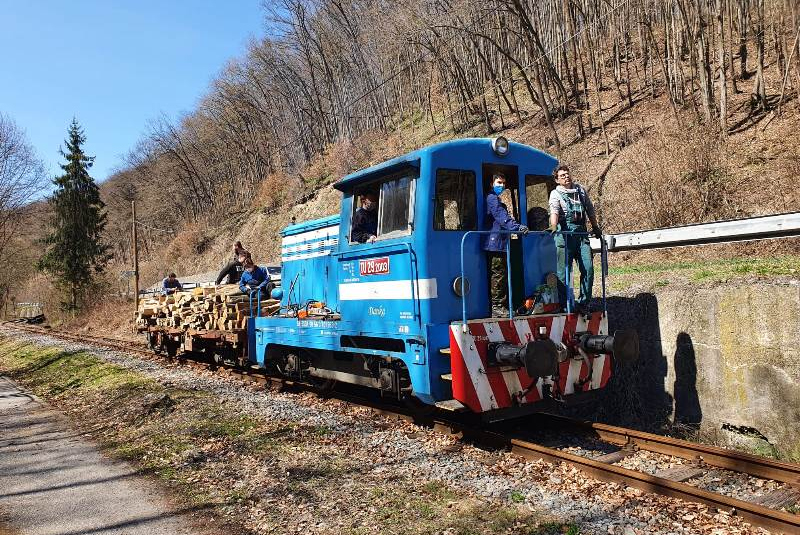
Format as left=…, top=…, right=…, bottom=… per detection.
left=237, top=136, right=637, bottom=420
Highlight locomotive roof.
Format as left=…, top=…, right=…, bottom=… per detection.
left=281, top=214, right=340, bottom=237
left=333, top=137, right=555, bottom=191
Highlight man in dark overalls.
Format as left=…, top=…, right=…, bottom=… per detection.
left=548, top=165, right=601, bottom=309
left=484, top=173, right=528, bottom=317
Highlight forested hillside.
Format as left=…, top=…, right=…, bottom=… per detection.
left=86, top=0, right=800, bottom=289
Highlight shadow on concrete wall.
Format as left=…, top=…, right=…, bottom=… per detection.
left=673, top=331, right=702, bottom=433
left=561, top=293, right=686, bottom=433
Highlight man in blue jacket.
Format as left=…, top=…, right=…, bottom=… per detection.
left=162, top=273, right=183, bottom=295
left=239, top=258, right=270, bottom=295
left=484, top=173, right=528, bottom=317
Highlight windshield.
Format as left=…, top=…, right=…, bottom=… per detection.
left=267, top=267, right=281, bottom=275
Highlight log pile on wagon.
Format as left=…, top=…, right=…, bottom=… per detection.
left=135, top=284, right=279, bottom=332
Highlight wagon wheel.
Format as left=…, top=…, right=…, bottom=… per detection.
left=165, top=339, right=179, bottom=360
left=148, top=332, right=163, bottom=355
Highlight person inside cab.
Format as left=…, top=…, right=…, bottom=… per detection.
left=484, top=173, right=528, bottom=317
left=548, top=164, right=601, bottom=309
left=351, top=191, right=379, bottom=243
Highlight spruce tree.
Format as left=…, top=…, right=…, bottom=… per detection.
left=39, top=119, right=109, bottom=311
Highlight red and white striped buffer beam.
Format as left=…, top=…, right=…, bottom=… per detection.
left=448, top=312, right=613, bottom=413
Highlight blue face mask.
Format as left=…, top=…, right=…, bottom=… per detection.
left=493, top=185, right=504, bottom=195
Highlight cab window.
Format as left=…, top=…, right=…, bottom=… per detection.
left=379, top=173, right=415, bottom=236
left=525, top=174, right=555, bottom=230
left=434, top=169, right=477, bottom=231
left=350, top=169, right=416, bottom=243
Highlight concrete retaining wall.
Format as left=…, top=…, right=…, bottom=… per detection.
left=604, top=281, right=800, bottom=460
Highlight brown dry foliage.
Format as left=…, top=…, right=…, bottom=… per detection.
left=605, top=123, right=739, bottom=230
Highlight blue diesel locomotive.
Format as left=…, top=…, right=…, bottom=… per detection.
left=247, top=137, right=637, bottom=419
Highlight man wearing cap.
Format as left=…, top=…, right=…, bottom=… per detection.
left=548, top=164, right=601, bottom=308
left=484, top=173, right=528, bottom=317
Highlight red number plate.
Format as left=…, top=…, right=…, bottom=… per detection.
left=359, top=257, right=390, bottom=276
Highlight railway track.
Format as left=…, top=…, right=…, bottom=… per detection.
left=5, top=323, right=799, bottom=534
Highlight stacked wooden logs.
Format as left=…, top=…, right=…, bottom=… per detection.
left=135, top=284, right=279, bottom=332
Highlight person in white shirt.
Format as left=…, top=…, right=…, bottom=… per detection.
left=548, top=165, right=601, bottom=308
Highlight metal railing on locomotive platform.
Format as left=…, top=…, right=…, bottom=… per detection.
left=458, top=229, right=609, bottom=328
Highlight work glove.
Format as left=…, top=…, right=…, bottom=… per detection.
left=593, top=227, right=602, bottom=239
left=518, top=225, right=529, bottom=235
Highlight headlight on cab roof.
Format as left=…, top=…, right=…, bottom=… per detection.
left=491, top=136, right=510, bottom=157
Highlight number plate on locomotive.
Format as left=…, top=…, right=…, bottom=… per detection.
left=359, top=257, right=390, bottom=276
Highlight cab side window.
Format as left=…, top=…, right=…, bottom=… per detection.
left=434, top=169, right=476, bottom=231
left=350, top=169, right=416, bottom=243
left=379, top=174, right=415, bottom=236
left=525, top=174, right=555, bottom=231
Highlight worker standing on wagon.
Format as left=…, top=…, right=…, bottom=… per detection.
left=239, top=258, right=269, bottom=295
left=162, top=273, right=183, bottom=295
left=351, top=192, right=379, bottom=243
left=548, top=165, right=601, bottom=309
left=484, top=173, right=528, bottom=317
left=216, top=242, right=251, bottom=285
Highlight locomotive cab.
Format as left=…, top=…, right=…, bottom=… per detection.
left=253, top=137, right=637, bottom=420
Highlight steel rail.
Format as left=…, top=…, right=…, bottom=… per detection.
left=502, top=433, right=800, bottom=535
left=6, top=324, right=800, bottom=534
left=537, top=414, right=800, bottom=485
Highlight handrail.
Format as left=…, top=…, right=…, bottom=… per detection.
left=458, top=229, right=602, bottom=328
left=249, top=287, right=262, bottom=318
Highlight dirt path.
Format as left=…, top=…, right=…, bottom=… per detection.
left=0, top=376, right=210, bottom=535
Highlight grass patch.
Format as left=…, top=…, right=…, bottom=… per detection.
left=510, top=490, right=526, bottom=503
left=603, top=255, right=800, bottom=292
left=609, top=255, right=800, bottom=279
left=362, top=482, right=570, bottom=535
left=0, top=339, right=158, bottom=398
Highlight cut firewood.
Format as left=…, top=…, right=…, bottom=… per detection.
left=137, top=285, right=279, bottom=334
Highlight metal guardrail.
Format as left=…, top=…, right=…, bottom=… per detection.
left=591, top=211, right=800, bottom=252
left=138, top=281, right=216, bottom=298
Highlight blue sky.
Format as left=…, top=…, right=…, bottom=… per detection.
left=1, top=1, right=266, bottom=188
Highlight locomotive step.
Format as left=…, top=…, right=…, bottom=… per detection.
left=435, top=399, right=466, bottom=411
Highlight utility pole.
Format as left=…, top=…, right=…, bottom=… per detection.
left=131, top=200, right=139, bottom=310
